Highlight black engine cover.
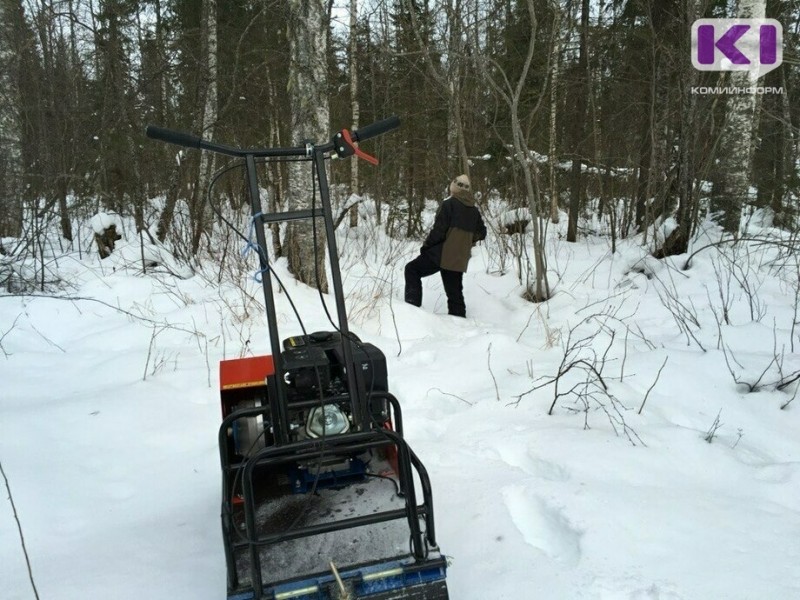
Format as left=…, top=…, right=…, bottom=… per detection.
left=282, top=331, right=389, bottom=422
left=281, top=345, right=330, bottom=399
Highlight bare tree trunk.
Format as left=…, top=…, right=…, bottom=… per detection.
left=711, top=0, right=765, bottom=235
left=58, top=180, right=73, bottom=241
left=265, top=63, right=283, bottom=257
left=775, top=64, right=791, bottom=226
left=191, top=0, right=217, bottom=255
left=566, top=0, right=589, bottom=242
left=473, top=0, right=550, bottom=301
left=548, top=3, right=562, bottom=224
left=635, top=46, right=657, bottom=233
left=156, top=154, right=183, bottom=242
left=655, top=0, right=700, bottom=258
left=0, top=0, right=23, bottom=237
left=286, top=0, right=329, bottom=292
left=349, top=0, right=360, bottom=228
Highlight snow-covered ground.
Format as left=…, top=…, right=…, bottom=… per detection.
left=2, top=202, right=799, bottom=600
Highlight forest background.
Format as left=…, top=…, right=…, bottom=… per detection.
left=1, top=0, right=798, bottom=296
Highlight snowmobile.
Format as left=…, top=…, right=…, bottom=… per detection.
left=146, top=116, right=449, bottom=600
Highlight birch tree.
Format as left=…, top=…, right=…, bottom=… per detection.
left=349, top=0, right=360, bottom=227
left=548, top=1, right=564, bottom=224
left=286, top=0, right=329, bottom=291
left=711, top=0, right=767, bottom=234
left=190, top=0, right=218, bottom=254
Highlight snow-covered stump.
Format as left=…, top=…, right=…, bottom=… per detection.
left=91, top=213, right=123, bottom=259
left=500, top=208, right=532, bottom=235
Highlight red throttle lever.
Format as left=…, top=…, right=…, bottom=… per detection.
left=333, top=129, right=379, bottom=165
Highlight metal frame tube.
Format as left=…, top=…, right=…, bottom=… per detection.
left=312, top=149, right=366, bottom=430
left=245, top=155, right=289, bottom=445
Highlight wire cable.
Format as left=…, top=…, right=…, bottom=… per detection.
left=208, top=148, right=426, bottom=559
left=207, top=158, right=338, bottom=543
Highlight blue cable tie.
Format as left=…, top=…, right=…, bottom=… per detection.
left=253, top=267, right=269, bottom=283
left=241, top=212, right=264, bottom=258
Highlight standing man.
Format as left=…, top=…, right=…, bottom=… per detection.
left=404, top=174, right=487, bottom=318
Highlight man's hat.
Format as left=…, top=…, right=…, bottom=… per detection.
left=450, top=174, right=471, bottom=199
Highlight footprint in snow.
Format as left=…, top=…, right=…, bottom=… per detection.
left=625, top=582, right=685, bottom=600
left=502, top=485, right=582, bottom=567
left=493, top=441, right=570, bottom=482
left=753, top=461, right=798, bottom=484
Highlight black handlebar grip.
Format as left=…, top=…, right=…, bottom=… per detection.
left=145, top=125, right=203, bottom=149
left=352, top=116, right=400, bottom=143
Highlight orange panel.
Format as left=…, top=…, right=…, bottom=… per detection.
left=219, top=355, right=274, bottom=390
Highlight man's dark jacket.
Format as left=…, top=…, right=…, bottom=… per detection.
left=422, top=195, right=487, bottom=272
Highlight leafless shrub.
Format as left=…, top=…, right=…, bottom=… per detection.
left=652, top=269, right=706, bottom=352
left=141, top=324, right=183, bottom=380
left=513, top=310, right=644, bottom=446
left=334, top=206, right=413, bottom=337
left=704, top=409, right=723, bottom=443
left=0, top=313, right=22, bottom=358
left=719, top=321, right=800, bottom=399
left=194, top=215, right=265, bottom=333
left=478, top=197, right=514, bottom=277
left=709, top=257, right=734, bottom=326
left=681, top=235, right=798, bottom=271
left=731, top=428, right=744, bottom=449
left=719, top=244, right=766, bottom=322
left=0, top=203, right=64, bottom=293
left=773, top=261, right=800, bottom=354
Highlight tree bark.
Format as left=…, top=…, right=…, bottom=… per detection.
left=710, top=0, right=766, bottom=235
left=349, top=0, right=360, bottom=227
left=548, top=5, right=562, bottom=224
left=191, top=0, right=217, bottom=255
left=286, top=0, right=329, bottom=292
left=156, top=153, right=183, bottom=243
left=0, top=0, right=23, bottom=237
left=566, top=0, right=589, bottom=242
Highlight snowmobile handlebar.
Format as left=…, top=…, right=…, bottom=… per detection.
left=350, top=115, right=400, bottom=143
left=144, top=115, right=400, bottom=160
left=145, top=125, right=203, bottom=149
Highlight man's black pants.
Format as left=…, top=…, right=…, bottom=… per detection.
left=404, top=254, right=466, bottom=317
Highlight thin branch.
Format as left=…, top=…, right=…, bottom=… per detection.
left=29, top=322, right=66, bottom=353
left=488, top=343, right=501, bottom=402
left=638, top=356, right=668, bottom=414
left=0, top=313, right=23, bottom=358
left=780, top=383, right=798, bottom=410
left=0, top=294, right=202, bottom=335
left=1, top=459, right=41, bottom=600
left=427, top=387, right=473, bottom=406
left=683, top=236, right=799, bottom=270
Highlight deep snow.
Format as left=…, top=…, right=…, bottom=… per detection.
left=2, top=202, right=799, bottom=600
